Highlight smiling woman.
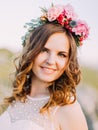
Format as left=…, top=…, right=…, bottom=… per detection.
left=32, top=32, right=70, bottom=83
left=0, top=3, right=89, bottom=130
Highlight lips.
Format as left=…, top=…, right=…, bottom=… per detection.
left=41, top=66, right=56, bottom=74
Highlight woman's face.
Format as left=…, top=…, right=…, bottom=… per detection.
left=32, top=33, right=70, bottom=83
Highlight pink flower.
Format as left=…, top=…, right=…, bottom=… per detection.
left=72, top=20, right=89, bottom=40
left=63, top=4, right=77, bottom=20
left=47, top=5, right=64, bottom=21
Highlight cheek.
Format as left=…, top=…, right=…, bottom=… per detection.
left=33, top=53, right=47, bottom=65
left=58, top=59, right=68, bottom=70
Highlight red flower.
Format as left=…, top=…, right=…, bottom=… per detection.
left=57, top=14, right=65, bottom=25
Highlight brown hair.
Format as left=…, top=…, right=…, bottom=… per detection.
left=5, top=23, right=81, bottom=111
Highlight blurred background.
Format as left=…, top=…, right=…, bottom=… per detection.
left=0, top=0, right=98, bottom=129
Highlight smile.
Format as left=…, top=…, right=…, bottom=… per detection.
left=41, top=67, right=56, bottom=74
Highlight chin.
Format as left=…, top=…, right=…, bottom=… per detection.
left=39, top=77, right=55, bottom=83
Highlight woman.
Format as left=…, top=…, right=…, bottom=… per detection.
left=0, top=4, right=89, bottom=130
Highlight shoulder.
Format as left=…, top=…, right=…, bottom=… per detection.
left=58, top=100, right=83, bottom=114
left=54, top=100, right=88, bottom=130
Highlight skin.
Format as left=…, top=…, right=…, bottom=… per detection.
left=30, top=32, right=70, bottom=97
left=53, top=101, right=88, bottom=130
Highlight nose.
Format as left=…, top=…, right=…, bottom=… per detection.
left=46, top=53, right=56, bottom=65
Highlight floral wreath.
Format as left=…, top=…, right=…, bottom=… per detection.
left=22, top=4, right=89, bottom=47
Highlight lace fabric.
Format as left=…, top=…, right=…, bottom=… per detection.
left=7, top=95, right=55, bottom=130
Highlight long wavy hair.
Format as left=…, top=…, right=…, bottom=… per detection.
left=5, top=23, right=81, bottom=112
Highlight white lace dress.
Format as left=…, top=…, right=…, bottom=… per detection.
left=0, top=96, right=56, bottom=130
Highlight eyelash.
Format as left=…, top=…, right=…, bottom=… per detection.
left=59, top=53, right=67, bottom=58
left=41, top=48, right=49, bottom=53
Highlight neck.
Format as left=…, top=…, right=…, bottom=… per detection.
left=30, top=77, right=51, bottom=98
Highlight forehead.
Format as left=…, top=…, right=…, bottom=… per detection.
left=45, top=33, right=70, bottom=52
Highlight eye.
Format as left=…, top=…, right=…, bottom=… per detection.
left=58, top=53, right=67, bottom=58
left=41, top=47, right=49, bottom=53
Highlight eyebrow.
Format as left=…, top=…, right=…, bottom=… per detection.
left=59, top=51, right=69, bottom=54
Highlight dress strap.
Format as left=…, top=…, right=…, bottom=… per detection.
left=50, top=106, right=60, bottom=130
left=52, top=106, right=60, bottom=116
